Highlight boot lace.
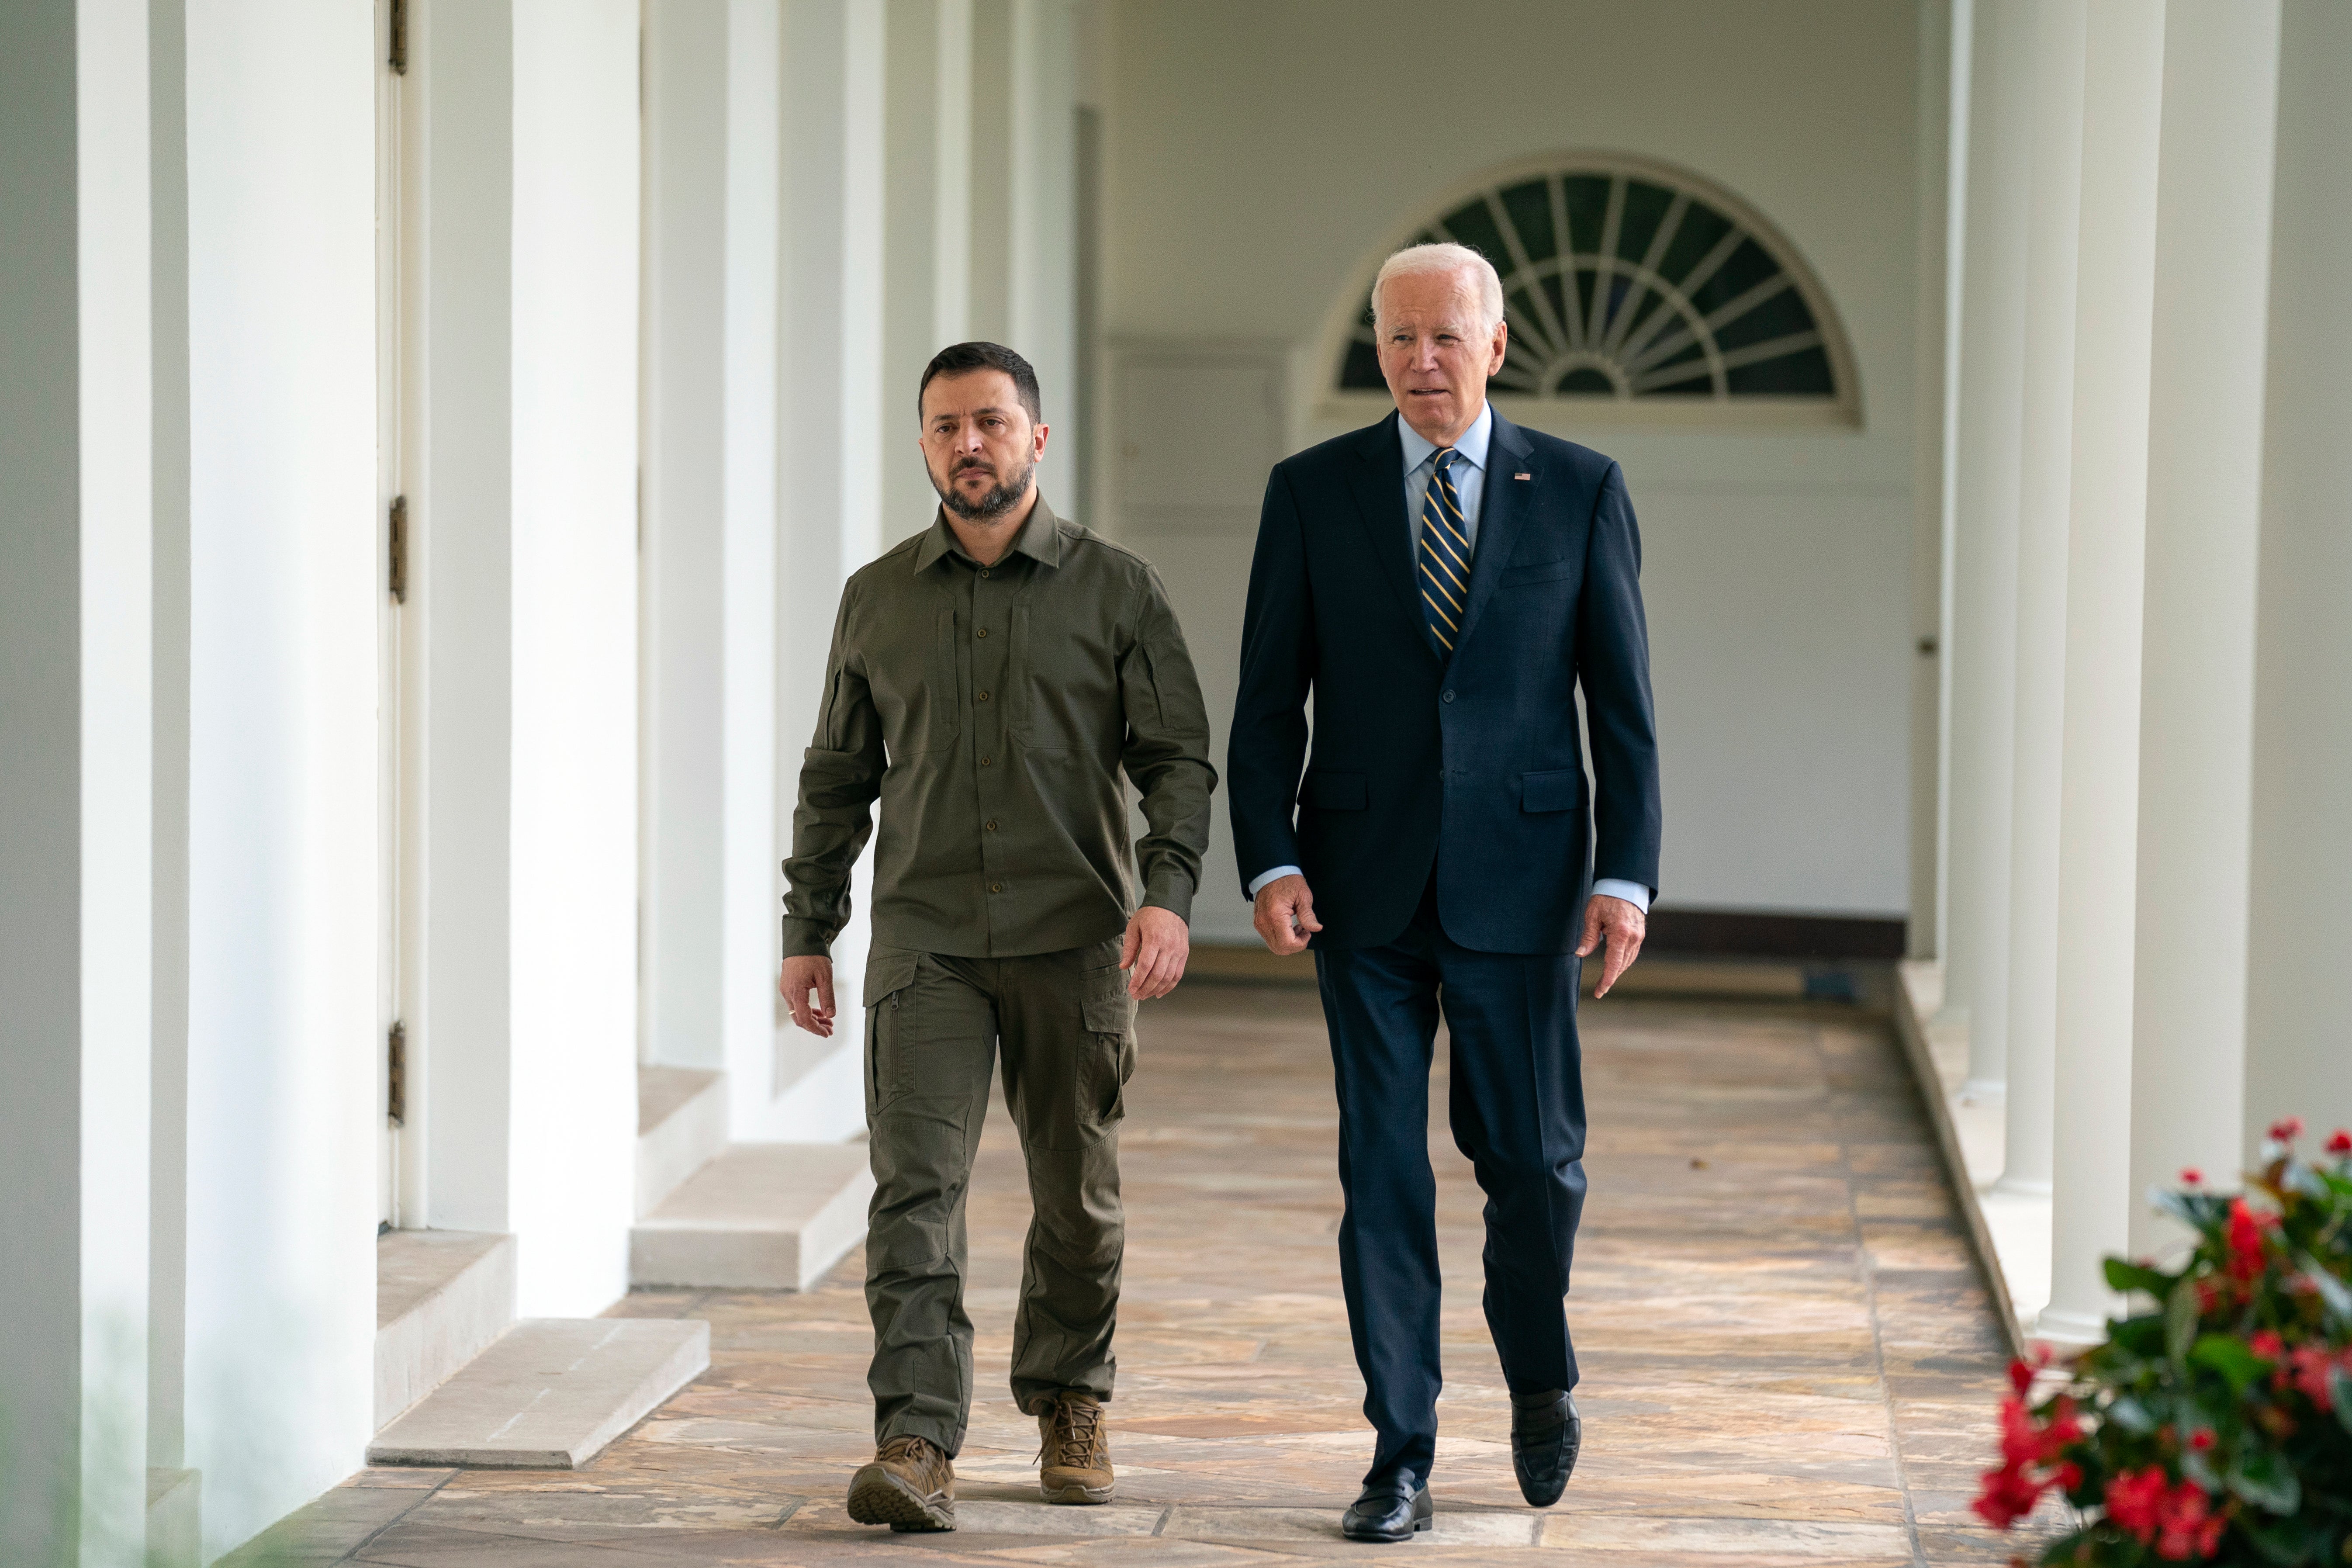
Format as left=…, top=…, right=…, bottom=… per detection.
left=1038, top=1396, right=1105, bottom=1468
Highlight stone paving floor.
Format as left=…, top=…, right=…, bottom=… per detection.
left=245, top=973, right=2035, bottom=1566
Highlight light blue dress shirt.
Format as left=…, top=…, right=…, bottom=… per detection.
left=1247, top=401, right=1653, bottom=915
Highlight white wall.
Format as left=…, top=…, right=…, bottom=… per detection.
left=180, top=0, right=380, bottom=1554
left=1099, top=0, right=1927, bottom=921
left=2245, top=0, right=2352, bottom=1158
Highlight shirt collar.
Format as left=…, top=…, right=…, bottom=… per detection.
left=913, top=491, right=1063, bottom=572
left=1398, top=400, right=1494, bottom=477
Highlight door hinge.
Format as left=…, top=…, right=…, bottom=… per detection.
left=387, top=1020, right=407, bottom=1126
left=389, top=494, right=408, bottom=602
left=389, top=0, right=408, bottom=75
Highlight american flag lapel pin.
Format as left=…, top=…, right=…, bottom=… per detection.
left=1513, top=471, right=1532, bottom=481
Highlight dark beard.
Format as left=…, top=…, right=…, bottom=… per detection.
left=935, top=457, right=1034, bottom=520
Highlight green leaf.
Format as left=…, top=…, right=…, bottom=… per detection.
left=2236, top=1511, right=2314, bottom=1566
left=2168, top=1278, right=2202, bottom=1364
left=2333, top=1366, right=2352, bottom=1436
left=2229, top=1448, right=2304, bottom=1516
left=2298, top=1254, right=2352, bottom=1327
left=2106, top=1257, right=2176, bottom=1298
left=2157, top=1187, right=2224, bottom=1234
left=2191, top=1333, right=2270, bottom=1395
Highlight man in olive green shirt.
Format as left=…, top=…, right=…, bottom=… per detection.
left=780, top=342, right=1215, bottom=1533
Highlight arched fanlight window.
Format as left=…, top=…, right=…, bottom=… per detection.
left=1326, top=154, right=1859, bottom=426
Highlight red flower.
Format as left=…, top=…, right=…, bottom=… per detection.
left=2328, top=1128, right=2352, bottom=1156
left=2226, top=1199, right=2276, bottom=1284
left=2055, top=1461, right=2083, bottom=1492
left=2107, top=1466, right=2169, bottom=1539
left=2156, top=1479, right=2223, bottom=1561
left=2268, top=1116, right=2304, bottom=1143
left=2287, top=1345, right=2337, bottom=1407
left=2007, top=1358, right=2033, bottom=1396
left=1974, top=1464, right=2047, bottom=1530
left=2179, top=1167, right=2203, bottom=1186
left=2250, top=1329, right=2284, bottom=1361
left=2188, top=1428, right=2214, bottom=1452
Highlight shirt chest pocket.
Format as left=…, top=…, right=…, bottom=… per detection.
left=1009, top=603, right=1120, bottom=754
left=881, top=605, right=962, bottom=758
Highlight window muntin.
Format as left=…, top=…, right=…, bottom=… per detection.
left=1335, top=156, right=1855, bottom=421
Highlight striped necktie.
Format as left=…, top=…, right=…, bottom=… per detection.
left=1417, top=447, right=1471, bottom=654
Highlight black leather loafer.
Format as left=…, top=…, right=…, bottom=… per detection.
left=1510, top=1390, right=1581, bottom=1507
left=1339, top=1479, right=1432, bottom=1543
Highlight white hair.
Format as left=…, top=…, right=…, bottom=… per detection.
left=1371, top=242, right=1506, bottom=334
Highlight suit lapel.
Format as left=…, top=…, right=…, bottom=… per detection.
left=1343, top=414, right=1433, bottom=655
left=1454, top=409, right=1534, bottom=652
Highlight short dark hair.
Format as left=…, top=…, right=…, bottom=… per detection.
left=918, top=341, right=1043, bottom=426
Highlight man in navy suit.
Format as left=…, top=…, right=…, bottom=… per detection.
left=1228, top=242, right=1661, bottom=1540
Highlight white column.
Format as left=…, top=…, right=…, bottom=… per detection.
left=0, top=1, right=155, bottom=1559
left=719, top=0, right=786, bottom=1137
left=2244, top=0, right=2352, bottom=1158
left=642, top=0, right=730, bottom=1073
left=414, top=0, right=642, bottom=1314
left=1941, top=0, right=2034, bottom=1095
left=2126, top=1, right=2281, bottom=1259
left=2040, top=0, right=2167, bottom=1344
left=882, top=0, right=973, bottom=533
left=179, top=0, right=380, bottom=1551
left=1996, top=0, right=2087, bottom=1204
left=643, top=0, right=792, bottom=1128
left=773, top=0, right=884, bottom=1136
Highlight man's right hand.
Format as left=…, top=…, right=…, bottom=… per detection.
left=1252, top=873, right=1322, bottom=956
left=780, top=955, right=836, bottom=1038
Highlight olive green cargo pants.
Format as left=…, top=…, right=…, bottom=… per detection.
left=861, top=937, right=1134, bottom=1456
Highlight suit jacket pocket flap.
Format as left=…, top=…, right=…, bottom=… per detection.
left=865, top=947, right=921, bottom=1005
left=1501, top=558, right=1576, bottom=586
left=1300, top=771, right=1368, bottom=811
left=1520, top=768, right=1583, bottom=813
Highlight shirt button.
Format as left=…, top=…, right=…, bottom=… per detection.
left=1442, top=689, right=1456, bottom=703
left=985, top=820, right=998, bottom=832
left=975, top=627, right=989, bottom=638
left=977, top=690, right=990, bottom=702
left=980, top=755, right=993, bottom=767
left=990, top=882, right=1004, bottom=893
left=980, top=568, right=991, bottom=578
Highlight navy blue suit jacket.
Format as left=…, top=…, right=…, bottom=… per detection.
left=1228, top=408, right=1661, bottom=954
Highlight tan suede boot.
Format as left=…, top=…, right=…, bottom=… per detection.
left=847, top=1434, right=956, bottom=1532
left=1037, top=1391, right=1114, bottom=1504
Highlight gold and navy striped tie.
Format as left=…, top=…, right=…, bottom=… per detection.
left=1418, top=447, right=1471, bottom=654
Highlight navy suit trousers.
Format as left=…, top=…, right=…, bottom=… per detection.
left=1312, top=880, right=1588, bottom=1490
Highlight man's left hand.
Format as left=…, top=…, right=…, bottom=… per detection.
left=1122, top=906, right=1190, bottom=1000
left=1575, top=894, right=1646, bottom=998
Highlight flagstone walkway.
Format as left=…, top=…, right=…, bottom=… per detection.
left=242, top=972, right=2029, bottom=1565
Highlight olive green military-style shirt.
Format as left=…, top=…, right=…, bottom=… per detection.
left=782, top=495, right=1217, bottom=962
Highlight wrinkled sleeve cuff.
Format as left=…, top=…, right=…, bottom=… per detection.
left=1140, top=872, right=1197, bottom=926
left=780, top=917, right=836, bottom=959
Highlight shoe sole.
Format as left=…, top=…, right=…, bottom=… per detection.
left=1340, top=1514, right=1432, bottom=1543
left=1041, top=1480, right=1115, bottom=1505
left=846, top=1466, right=955, bottom=1533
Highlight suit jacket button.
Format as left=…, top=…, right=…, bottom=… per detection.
left=1442, top=689, right=1456, bottom=703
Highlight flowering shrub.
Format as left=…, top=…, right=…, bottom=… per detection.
left=1977, top=1120, right=2352, bottom=1564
